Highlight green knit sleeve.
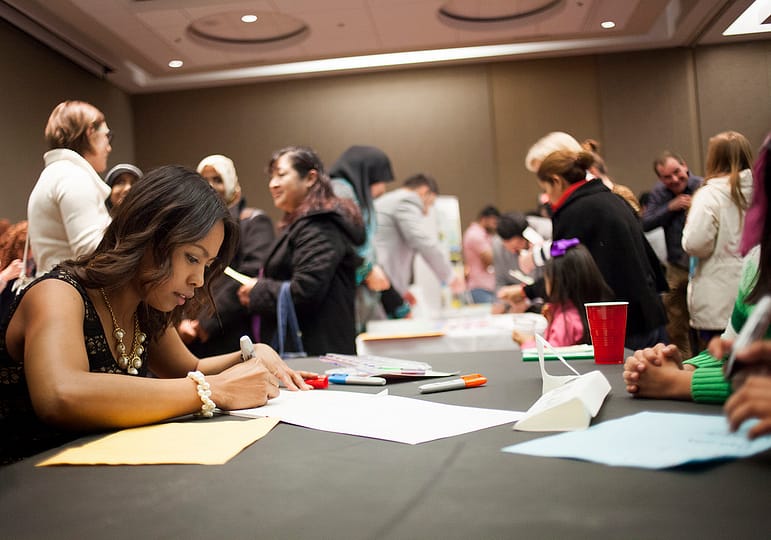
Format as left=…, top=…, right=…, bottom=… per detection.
left=683, top=351, right=731, bottom=404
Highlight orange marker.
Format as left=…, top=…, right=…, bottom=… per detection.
left=418, top=374, right=487, bottom=394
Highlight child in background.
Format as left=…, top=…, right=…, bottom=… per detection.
left=540, top=239, right=614, bottom=346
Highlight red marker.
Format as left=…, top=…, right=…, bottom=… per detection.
left=418, top=374, right=487, bottom=394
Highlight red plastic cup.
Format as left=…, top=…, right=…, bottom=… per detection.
left=584, top=302, right=628, bottom=364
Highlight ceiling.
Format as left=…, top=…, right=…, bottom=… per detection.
left=1, top=0, right=767, bottom=93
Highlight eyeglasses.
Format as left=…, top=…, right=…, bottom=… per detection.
left=94, top=124, right=113, bottom=143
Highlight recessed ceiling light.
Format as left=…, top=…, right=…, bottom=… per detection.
left=601, top=21, right=615, bottom=29
left=241, top=14, right=258, bottom=23
left=168, top=59, right=184, bottom=68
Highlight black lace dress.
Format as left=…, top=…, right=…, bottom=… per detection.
left=0, top=267, right=149, bottom=465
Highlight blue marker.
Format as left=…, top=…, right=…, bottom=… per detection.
left=328, top=374, right=387, bottom=386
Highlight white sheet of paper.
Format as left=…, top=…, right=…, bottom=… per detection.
left=513, top=335, right=610, bottom=432
left=228, top=390, right=523, bottom=444
left=224, top=266, right=254, bottom=285
left=503, top=411, right=771, bottom=469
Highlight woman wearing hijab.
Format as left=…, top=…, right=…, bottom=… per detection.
left=177, top=154, right=275, bottom=356
left=104, top=163, right=143, bottom=211
left=329, top=145, right=410, bottom=330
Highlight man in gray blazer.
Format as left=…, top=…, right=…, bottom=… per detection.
left=374, top=174, right=464, bottom=299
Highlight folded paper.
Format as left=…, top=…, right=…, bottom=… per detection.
left=514, top=335, right=610, bottom=432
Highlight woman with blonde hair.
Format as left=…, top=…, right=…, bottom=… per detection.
left=682, top=131, right=754, bottom=351
left=27, top=100, right=113, bottom=276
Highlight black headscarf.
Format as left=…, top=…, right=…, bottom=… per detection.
left=329, top=146, right=394, bottom=217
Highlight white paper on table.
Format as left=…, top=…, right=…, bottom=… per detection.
left=228, top=390, right=523, bottom=445
left=514, top=335, right=610, bottom=432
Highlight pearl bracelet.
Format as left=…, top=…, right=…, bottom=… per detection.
left=187, top=370, right=216, bottom=418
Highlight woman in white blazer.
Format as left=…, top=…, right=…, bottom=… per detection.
left=682, top=131, right=754, bottom=352
left=27, top=100, right=113, bottom=276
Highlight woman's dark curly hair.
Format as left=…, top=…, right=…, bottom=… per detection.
left=61, top=165, right=239, bottom=341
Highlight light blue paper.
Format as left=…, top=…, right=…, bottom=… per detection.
left=502, top=411, right=771, bottom=469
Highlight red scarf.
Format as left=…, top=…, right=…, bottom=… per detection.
left=550, top=179, right=590, bottom=213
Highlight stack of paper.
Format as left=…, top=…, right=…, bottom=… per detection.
left=521, top=344, right=594, bottom=361
left=320, top=353, right=457, bottom=378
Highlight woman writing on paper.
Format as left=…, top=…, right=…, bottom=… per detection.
left=0, top=166, right=313, bottom=465
left=237, top=146, right=365, bottom=355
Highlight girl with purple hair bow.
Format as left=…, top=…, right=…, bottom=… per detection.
left=512, top=238, right=614, bottom=347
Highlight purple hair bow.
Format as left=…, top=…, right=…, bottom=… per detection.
left=550, top=238, right=580, bottom=258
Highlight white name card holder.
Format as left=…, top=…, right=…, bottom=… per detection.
left=514, top=335, right=611, bottom=432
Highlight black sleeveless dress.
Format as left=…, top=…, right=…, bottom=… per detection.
left=0, top=267, right=149, bottom=465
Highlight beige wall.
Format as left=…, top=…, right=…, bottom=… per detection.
left=132, top=64, right=497, bottom=226
left=0, top=19, right=134, bottom=223
left=694, top=41, right=771, bottom=153
left=1, top=13, right=769, bottom=231
left=489, top=55, right=603, bottom=213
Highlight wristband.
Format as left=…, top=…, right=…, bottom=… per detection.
left=187, top=370, right=216, bottom=417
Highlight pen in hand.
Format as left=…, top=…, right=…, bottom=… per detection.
left=240, top=335, right=255, bottom=361
left=241, top=335, right=325, bottom=389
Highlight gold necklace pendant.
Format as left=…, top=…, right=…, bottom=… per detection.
left=100, top=288, right=147, bottom=375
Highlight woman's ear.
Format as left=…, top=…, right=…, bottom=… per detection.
left=305, top=169, right=319, bottom=186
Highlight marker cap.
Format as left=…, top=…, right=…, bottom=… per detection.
left=461, top=374, right=487, bottom=387
left=304, top=376, right=329, bottom=389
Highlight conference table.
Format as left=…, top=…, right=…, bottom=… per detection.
left=1, top=350, right=769, bottom=539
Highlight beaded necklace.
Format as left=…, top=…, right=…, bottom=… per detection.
left=100, top=288, right=146, bottom=375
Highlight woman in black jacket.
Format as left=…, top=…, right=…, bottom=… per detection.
left=537, top=150, right=667, bottom=349
left=238, top=147, right=365, bottom=355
